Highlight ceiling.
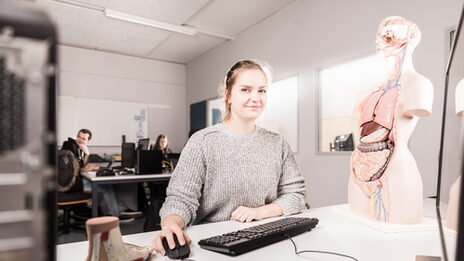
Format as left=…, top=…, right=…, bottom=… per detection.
left=19, top=0, right=296, bottom=64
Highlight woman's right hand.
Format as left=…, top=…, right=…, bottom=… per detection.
left=152, top=215, right=191, bottom=256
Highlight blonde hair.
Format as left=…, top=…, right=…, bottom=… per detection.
left=218, top=59, right=272, bottom=122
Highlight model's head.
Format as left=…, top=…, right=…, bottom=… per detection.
left=220, top=59, right=272, bottom=122
left=155, top=134, right=168, bottom=150
left=76, top=129, right=92, bottom=146
left=376, top=16, right=421, bottom=58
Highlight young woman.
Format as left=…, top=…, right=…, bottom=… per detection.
left=153, top=134, right=171, bottom=161
left=152, top=59, right=306, bottom=254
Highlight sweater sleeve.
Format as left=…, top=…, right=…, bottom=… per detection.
left=273, top=139, right=307, bottom=215
left=159, top=133, right=206, bottom=226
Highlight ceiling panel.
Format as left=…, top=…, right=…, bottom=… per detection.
left=36, top=0, right=102, bottom=46
left=21, top=0, right=295, bottom=64
left=186, top=0, right=296, bottom=36
left=33, top=0, right=211, bottom=58
left=88, top=17, right=170, bottom=56
left=148, top=33, right=224, bottom=64
left=77, top=0, right=210, bottom=25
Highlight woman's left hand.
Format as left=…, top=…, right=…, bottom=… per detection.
left=230, top=206, right=264, bottom=222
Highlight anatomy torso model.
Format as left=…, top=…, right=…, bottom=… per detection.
left=446, top=78, right=464, bottom=230
left=348, top=16, right=433, bottom=224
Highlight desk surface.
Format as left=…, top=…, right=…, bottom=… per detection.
left=81, top=171, right=171, bottom=182
left=57, top=204, right=456, bottom=261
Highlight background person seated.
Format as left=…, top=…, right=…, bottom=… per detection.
left=152, top=134, right=172, bottom=172
left=142, top=134, right=172, bottom=231
left=62, top=129, right=141, bottom=220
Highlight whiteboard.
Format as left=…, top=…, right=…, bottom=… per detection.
left=58, top=96, right=148, bottom=146
left=258, top=76, right=298, bottom=153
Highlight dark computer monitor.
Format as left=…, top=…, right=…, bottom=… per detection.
left=138, top=138, right=150, bottom=150
left=137, top=150, right=163, bottom=174
left=457, top=157, right=464, bottom=261
left=168, top=153, right=181, bottom=168
left=434, top=3, right=464, bottom=261
left=121, top=142, right=136, bottom=168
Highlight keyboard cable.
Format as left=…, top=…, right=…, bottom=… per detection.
left=284, top=234, right=359, bottom=261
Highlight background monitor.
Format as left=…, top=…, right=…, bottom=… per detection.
left=138, top=138, right=150, bottom=150
left=137, top=150, right=163, bottom=174
left=168, top=153, right=181, bottom=169
left=435, top=3, right=464, bottom=260
left=457, top=156, right=464, bottom=261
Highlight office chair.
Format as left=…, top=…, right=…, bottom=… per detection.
left=57, top=191, right=92, bottom=234
left=57, top=150, right=92, bottom=234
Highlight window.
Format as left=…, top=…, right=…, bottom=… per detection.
left=318, top=54, right=386, bottom=152
left=258, top=76, right=298, bottom=152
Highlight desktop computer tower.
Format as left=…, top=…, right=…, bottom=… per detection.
left=0, top=3, right=57, bottom=261
left=121, top=142, right=136, bottom=168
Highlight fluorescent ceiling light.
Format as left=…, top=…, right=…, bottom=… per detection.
left=195, top=28, right=235, bottom=40
left=104, top=8, right=197, bottom=36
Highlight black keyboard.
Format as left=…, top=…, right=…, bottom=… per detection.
left=198, top=217, right=319, bottom=256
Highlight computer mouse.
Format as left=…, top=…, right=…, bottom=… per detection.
left=162, top=234, right=190, bottom=260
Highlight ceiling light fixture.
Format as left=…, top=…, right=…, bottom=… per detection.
left=104, top=8, right=197, bottom=36
left=195, top=27, right=235, bottom=40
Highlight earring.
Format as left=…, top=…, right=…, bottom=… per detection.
left=85, top=216, right=153, bottom=261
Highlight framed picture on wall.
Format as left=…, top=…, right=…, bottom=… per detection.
left=207, top=97, right=222, bottom=127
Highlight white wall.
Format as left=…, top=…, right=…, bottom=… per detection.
left=58, top=45, right=187, bottom=155
left=186, top=0, right=462, bottom=207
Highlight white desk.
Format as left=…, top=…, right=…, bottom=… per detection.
left=81, top=171, right=171, bottom=217
left=57, top=204, right=456, bottom=261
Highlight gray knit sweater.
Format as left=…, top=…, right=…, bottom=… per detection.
left=159, top=123, right=306, bottom=226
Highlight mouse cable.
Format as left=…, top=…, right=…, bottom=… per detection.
left=284, top=234, right=359, bottom=261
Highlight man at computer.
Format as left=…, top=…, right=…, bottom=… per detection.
left=61, top=129, right=141, bottom=220
left=61, top=129, right=97, bottom=171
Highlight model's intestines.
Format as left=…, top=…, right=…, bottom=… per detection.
left=350, top=16, right=420, bottom=222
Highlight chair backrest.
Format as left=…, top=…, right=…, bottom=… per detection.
left=57, top=150, right=82, bottom=192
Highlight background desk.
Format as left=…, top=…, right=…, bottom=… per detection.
left=57, top=204, right=455, bottom=261
left=81, top=172, right=171, bottom=217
